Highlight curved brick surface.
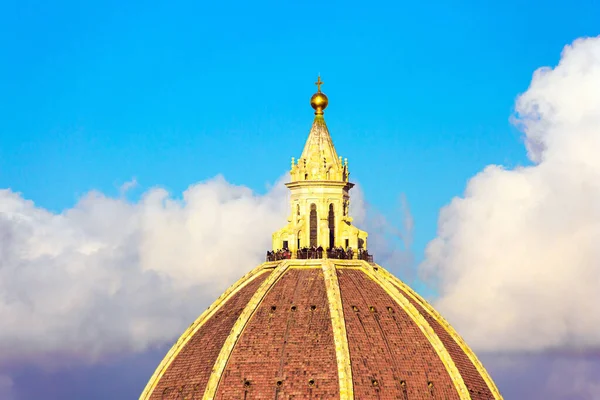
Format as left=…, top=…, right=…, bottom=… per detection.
left=145, top=263, right=501, bottom=400
left=215, top=268, right=339, bottom=399
left=395, top=284, right=494, bottom=399
left=150, top=272, right=270, bottom=400
left=337, top=269, right=460, bottom=400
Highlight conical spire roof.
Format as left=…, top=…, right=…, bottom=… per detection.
left=290, top=78, right=347, bottom=183
left=299, top=115, right=343, bottom=171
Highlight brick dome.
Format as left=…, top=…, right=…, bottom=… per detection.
left=139, top=80, right=502, bottom=399
left=140, top=260, right=501, bottom=400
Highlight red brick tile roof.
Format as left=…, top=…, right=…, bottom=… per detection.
left=141, top=262, right=502, bottom=400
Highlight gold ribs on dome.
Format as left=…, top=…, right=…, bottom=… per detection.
left=139, top=78, right=503, bottom=400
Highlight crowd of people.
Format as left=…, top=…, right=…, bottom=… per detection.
left=265, top=246, right=373, bottom=262
left=327, top=246, right=354, bottom=260
left=266, top=248, right=292, bottom=261
left=297, top=246, right=324, bottom=259
left=357, top=248, right=373, bottom=262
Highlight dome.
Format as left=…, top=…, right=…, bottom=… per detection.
left=139, top=79, right=502, bottom=400
left=140, top=261, right=501, bottom=399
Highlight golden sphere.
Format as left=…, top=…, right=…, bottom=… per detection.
left=310, top=92, right=328, bottom=114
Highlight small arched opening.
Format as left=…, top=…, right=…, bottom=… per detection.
left=328, top=204, right=335, bottom=249
left=309, top=204, right=318, bottom=247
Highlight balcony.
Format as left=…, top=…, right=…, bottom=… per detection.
left=266, top=248, right=373, bottom=263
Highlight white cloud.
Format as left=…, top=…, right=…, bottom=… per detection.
left=0, top=175, right=290, bottom=364
left=421, top=36, right=600, bottom=352
left=0, top=172, right=409, bottom=366
left=119, top=177, right=138, bottom=196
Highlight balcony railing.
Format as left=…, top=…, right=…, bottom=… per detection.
left=297, top=248, right=323, bottom=259
left=266, top=248, right=373, bottom=263
left=327, top=248, right=353, bottom=260
left=266, top=250, right=291, bottom=262
left=360, top=253, right=374, bottom=263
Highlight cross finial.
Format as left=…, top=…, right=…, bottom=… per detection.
left=315, top=76, right=324, bottom=92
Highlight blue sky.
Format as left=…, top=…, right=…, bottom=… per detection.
left=1, top=2, right=600, bottom=399
left=2, top=0, right=598, bottom=264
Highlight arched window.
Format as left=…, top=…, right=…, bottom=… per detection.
left=309, top=204, right=318, bottom=247
left=328, top=204, right=335, bottom=249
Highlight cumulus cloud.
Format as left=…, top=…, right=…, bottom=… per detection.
left=0, top=172, right=408, bottom=368
left=421, top=36, right=600, bottom=352
left=0, top=175, right=290, bottom=364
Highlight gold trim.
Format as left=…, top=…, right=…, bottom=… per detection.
left=377, top=265, right=503, bottom=399
left=322, top=261, right=354, bottom=399
left=360, top=263, right=471, bottom=399
left=202, top=261, right=291, bottom=399
left=139, top=263, right=273, bottom=400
